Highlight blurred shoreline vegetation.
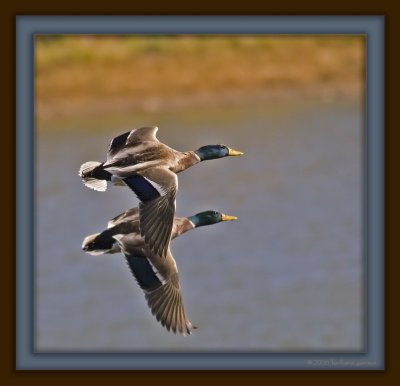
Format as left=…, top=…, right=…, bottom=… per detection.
left=35, top=35, right=365, bottom=128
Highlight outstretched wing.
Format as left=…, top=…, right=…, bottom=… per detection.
left=145, top=273, right=196, bottom=336
left=126, top=126, right=159, bottom=145
left=123, top=167, right=177, bottom=258
left=116, top=241, right=195, bottom=335
left=107, top=127, right=159, bottom=159
left=107, top=207, right=139, bottom=229
left=108, top=130, right=131, bottom=153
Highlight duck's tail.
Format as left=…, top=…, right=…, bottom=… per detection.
left=82, top=232, right=120, bottom=255
left=78, top=161, right=109, bottom=192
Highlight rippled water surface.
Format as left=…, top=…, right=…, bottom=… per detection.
left=36, top=97, right=363, bottom=351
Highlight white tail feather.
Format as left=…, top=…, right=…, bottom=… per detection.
left=79, top=161, right=107, bottom=192
left=79, top=161, right=101, bottom=177
left=83, top=178, right=107, bottom=192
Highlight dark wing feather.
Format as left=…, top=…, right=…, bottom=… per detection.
left=108, top=131, right=131, bottom=153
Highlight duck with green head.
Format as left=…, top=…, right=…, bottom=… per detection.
left=79, top=126, right=243, bottom=259
left=82, top=207, right=237, bottom=336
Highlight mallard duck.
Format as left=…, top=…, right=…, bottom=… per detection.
left=79, top=126, right=243, bottom=259
left=82, top=207, right=237, bottom=335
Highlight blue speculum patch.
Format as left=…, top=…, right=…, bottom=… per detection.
left=123, top=175, right=160, bottom=202
left=126, top=255, right=162, bottom=290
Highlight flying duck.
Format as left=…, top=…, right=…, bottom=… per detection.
left=79, top=126, right=243, bottom=258
left=82, top=207, right=237, bottom=335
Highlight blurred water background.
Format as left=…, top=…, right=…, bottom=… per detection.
left=35, top=36, right=364, bottom=352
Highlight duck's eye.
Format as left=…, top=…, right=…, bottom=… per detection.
left=213, top=211, right=218, bottom=216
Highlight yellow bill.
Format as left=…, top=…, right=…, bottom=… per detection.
left=228, top=147, right=244, bottom=156
left=221, top=213, right=238, bottom=221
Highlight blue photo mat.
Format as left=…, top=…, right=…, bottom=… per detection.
left=16, top=16, right=384, bottom=370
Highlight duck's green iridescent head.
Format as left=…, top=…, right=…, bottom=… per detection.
left=195, top=145, right=243, bottom=161
left=188, top=210, right=237, bottom=228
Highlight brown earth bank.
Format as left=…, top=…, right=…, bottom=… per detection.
left=35, top=35, right=365, bottom=128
